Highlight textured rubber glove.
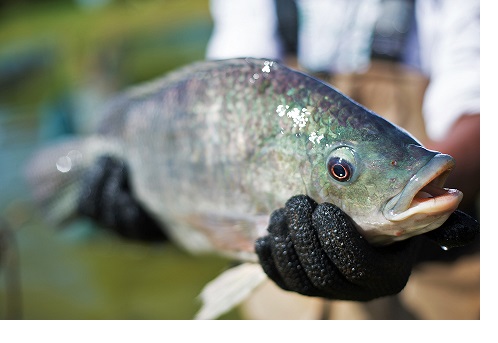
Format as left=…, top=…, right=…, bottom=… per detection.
left=255, top=195, right=479, bottom=301
left=77, top=155, right=168, bottom=242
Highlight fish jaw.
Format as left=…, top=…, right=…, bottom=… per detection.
left=365, top=153, right=463, bottom=245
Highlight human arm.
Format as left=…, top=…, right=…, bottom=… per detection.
left=424, top=114, right=480, bottom=213
left=415, top=1, right=480, bottom=213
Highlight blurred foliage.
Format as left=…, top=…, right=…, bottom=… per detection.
left=0, top=0, right=244, bottom=319
left=0, top=0, right=213, bottom=104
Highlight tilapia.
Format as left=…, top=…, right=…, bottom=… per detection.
left=25, top=58, right=463, bottom=319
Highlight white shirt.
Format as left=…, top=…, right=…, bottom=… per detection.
left=206, top=0, right=480, bottom=141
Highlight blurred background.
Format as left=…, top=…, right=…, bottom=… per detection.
left=0, top=0, right=242, bottom=319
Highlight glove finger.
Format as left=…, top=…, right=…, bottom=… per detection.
left=423, top=210, right=479, bottom=249
left=261, top=208, right=323, bottom=296
left=285, top=195, right=352, bottom=293
left=313, top=202, right=416, bottom=291
left=266, top=208, right=287, bottom=234
left=254, top=235, right=289, bottom=291
left=101, top=158, right=125, bottom=228
left=312, top=202, right=373, bottom=282
left=78, top=155, right=113, bottom=219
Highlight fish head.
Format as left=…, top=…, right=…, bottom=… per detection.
left=305, top=101, right=463, bottom=246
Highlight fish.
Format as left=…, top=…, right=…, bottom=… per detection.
left=25, top=58, right=463, bottom=319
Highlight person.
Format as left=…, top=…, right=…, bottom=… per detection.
left=206, top=0, right=480, bottom=319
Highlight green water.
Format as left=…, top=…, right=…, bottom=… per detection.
left=0, top=0, right=242, bottom=320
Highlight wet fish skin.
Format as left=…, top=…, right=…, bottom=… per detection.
left=26, top=58, right=462, bottom=259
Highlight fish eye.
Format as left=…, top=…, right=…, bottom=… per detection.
left=328, top=157, right=352, bottom=182
left=326, top=146, right=358, bottom=183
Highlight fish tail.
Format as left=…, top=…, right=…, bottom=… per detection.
left=24, top=136, right=120, bottom=224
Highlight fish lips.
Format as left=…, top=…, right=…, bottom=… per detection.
left=382, top=153, right=463, bottom=234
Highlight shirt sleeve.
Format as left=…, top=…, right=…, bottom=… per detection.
left=205, top=0, right=284, bottom=60
left=415, top=0, right=480, bottom=141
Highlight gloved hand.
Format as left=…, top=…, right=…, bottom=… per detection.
left=255, top=195, right=479, bottom=301
left=77, top=155, right=168, bottom=242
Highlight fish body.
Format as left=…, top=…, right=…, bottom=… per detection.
left=27, top=58, right=462, bottom=260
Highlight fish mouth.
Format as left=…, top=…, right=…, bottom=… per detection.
left=383, top=153, right=463, bottom=222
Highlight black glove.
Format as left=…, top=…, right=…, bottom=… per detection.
left=255, top=195, right=479, bottom=301
left=77, top=155, right=168, bottom=242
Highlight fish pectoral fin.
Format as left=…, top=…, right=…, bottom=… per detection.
left=195, top=262, right=268, bottom=320
left=181, top=213, right=265, bottom=260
